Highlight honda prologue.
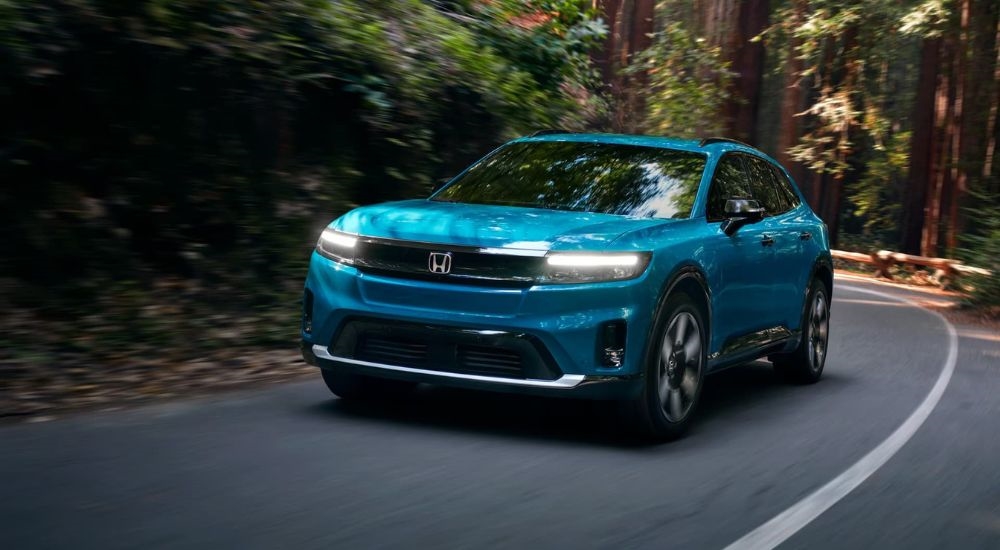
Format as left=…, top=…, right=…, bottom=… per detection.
left=301, top=133, right=832, bottom=439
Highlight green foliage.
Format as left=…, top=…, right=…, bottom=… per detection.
left=844, top=129, right=910, bottom=242
left=0, top=0, right=606, bottom=360
left=632, top=21, right=733, bottom=137
left=765, top=0, right=929, bottom=245
left=960, top=190, right=1000, bottom=312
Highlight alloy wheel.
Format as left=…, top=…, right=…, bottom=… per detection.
left=807, top=290, right=830, bottom=372
left=658, top=311, right=702, bottom=422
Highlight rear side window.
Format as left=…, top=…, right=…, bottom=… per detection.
left=706, top=154, right=753, bottom=221
left=769, top=164, right=802, bottom=210
left=744, top=155, right=787, bottom=216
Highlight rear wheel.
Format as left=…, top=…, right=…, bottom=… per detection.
left=320, top=369, right=416, bottom=401
left=772, top=279, right=830, bottom=384
left=619, top=293, right=706, bottom=441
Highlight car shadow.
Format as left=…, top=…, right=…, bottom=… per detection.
left=304, top=361, right=834, bottom=448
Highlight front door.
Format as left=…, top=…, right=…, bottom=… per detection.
left=703, top=153, right=780, bottom=356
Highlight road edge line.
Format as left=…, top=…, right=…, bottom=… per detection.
left=723, top=283, right=960, bottom=550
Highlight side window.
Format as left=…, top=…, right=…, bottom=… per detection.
left=706, top=154, right=752, bottom=221
left=769, top=164, right=802, bottom=210
left=744, top=155, right=785, bottom=215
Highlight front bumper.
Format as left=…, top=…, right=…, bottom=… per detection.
left=302, top=339, right=643, bottom=399
left=301, top=251, right=663, bottom=399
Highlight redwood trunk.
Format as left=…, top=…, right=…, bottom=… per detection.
left=903, top=38, right=941, bottom=255
left=776, top=0, right=808, bottom=204
left=945, top=0, right=971, bottom=253
left=923, top=37, right=954, bottom=257
left=724, top=0, right=769, bottom=144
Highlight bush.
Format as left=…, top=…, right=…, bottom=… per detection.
left=0, top=0, right=607, bottom=360
left=960, top=193, right=1000, bottom=314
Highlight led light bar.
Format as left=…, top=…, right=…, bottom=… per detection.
left=545, top=253, right=640, bottom=267
left=320, top=229, right=358, bottom=248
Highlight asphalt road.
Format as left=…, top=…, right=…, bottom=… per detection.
left=3, top=276, right=999, bottom=549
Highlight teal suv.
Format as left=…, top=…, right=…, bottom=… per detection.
left=301, top=133, right=832, bottom=439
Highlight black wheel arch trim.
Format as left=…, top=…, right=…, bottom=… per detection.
left=639, top=264, right=713, bottom=380
left=800, top=253, right=834, bottom=329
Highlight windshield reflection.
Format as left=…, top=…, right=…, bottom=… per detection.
left=434, top=141, right=706, bottom=219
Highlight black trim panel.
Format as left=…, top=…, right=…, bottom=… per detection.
left=330, top=317, right=563, bottom=381
left=708, top=326, right=800, bottom=371
left=351, top=236, right=545, bottom=288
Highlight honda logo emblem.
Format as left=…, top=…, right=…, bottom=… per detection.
left=428, top=252, right=452, bottom=274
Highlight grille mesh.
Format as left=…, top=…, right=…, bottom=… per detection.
left=456, top=345, right=523, bottom=377
left=356, top=336, right=428, bottom=367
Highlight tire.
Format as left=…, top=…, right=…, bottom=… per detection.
left=619, top=292, right=707, bottom=441
left=772, top=278, right=830, bottom=384
left=320, top=369, right=416, bottom=401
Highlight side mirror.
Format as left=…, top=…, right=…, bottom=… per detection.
left=721, top=198, right=765, bottom=236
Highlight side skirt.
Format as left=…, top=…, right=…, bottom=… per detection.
left=707, top=326, right=801, bottom=372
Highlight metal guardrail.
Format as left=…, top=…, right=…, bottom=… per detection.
left=831, top=249, right=991, bottom=285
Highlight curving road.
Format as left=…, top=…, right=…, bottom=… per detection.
left=2, top=276, right=999, bottom=549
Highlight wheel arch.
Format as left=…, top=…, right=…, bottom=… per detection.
left=647, top=264, right=712, bottom=356
left=796, top=254, right=833, bottom=331
left=810, top=254, right=834, bottom=302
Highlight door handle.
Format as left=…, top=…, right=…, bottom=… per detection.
left=761, top=235, right=775, bottom=247
left=800, top=231, right=812, bottom=241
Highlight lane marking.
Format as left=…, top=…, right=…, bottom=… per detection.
left=724, top=283, right=959, bottom=550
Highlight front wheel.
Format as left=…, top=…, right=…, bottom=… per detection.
left=619, top=293, right=706, bottom=441
left=772, top=279, right=830, bottom=384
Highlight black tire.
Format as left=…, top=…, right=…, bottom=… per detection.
left=772, top=278, right=830, bottom=384
left=618, top=292, right=707, bottom=441
left=320, top=369, right=415, bottom=401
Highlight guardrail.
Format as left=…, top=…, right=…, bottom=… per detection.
left=831, top=249, right=991, bottom=287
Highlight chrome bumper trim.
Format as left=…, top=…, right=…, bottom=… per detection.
left=312, top=345, right=586, bottom=389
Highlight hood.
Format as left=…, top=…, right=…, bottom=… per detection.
left=332, top=199, right=674, bottom=251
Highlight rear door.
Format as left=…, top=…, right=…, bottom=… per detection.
left=766, top=162, right=822, bottom=330
left=743, top=155, right=801, bottom=330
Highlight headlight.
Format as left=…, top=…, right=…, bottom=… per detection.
left=539, top=252, right=651, bottom=284
left=316, top=228, right=357, bottom=264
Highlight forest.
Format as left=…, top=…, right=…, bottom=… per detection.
left=1, top=0, right=998, bottom=372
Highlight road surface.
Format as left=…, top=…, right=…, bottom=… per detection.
left=2, top=276, right=999, bottom=549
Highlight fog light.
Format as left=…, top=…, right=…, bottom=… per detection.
left=302, top=289, right=314, bottom=334
left=599, top=321, right=626, bottom=368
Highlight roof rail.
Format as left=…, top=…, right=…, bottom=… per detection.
left=530, top=129, right=568, bottom=137
left=699, top=137, right=756, bottom=149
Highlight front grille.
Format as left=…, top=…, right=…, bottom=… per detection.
left=456, top=345, right=524, bottom=377
left=331, top=318, right=561, bottom=381
left=356, top=336, right=428, bottom=367
left=352, top=237, right=543, bottom=287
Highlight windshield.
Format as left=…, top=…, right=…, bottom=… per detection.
left=433, top=141, right=707, bottom=219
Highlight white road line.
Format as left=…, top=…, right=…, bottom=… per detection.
left=724, top=283, right=959, bottom=550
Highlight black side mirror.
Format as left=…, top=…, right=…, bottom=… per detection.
left=721, top=198, right=765, bottom=236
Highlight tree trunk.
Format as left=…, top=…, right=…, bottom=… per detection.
left=595, top=0, right=654, bottom=132
left=957, top=0, right=1000, bottom=239
left=822, top=26, right=859, bottom=249
left=594, top=0, right=623, bottom=86
left=986, top=15, right=1000, bottom=193
left=903, top=38, right=941, bottom=255
left=621, top=0, right=655, bottom=132
left=696, top=0, right=737, bottom=49
left=923, top=36, right=955, bottom=257
left=723, top=0, right=769, bottom=144
left=983, top=18, right=1000, bottom=194
left=776, top=0, right=809, bottom=204
left=945, top=0, right=971, bottom=253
